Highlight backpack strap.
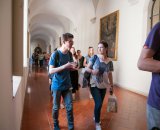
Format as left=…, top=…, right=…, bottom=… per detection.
left=90, top=55, right=98, bottom=68
left=68, top=51, right=73, bottom=62
left=54, top=50, right=73, bottom=67
left=54, top=50, right=59, bottom=67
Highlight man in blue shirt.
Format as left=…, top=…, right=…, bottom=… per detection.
left=49, top=33, right=77, bottom=130
left=138, top=22, right=160, bottom=130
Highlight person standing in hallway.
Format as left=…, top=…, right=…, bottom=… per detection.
left=83, top=46, right=94, bottom=99
left=38, top=52, right=44, bottom=68
left=77, top=49, right=84, bottom=87
left=34, top=52, right=39, bottom=66
left=77, top=50, right=84, bottom=69
left=70, top=47, right=79, bottom=100
left=83, top=47, right=94, bottom=67
left=137, top=22, right=160, bottom=130
left=49, top=33, right=77, bottom=130
left=86, top=40, right=114, bottom=130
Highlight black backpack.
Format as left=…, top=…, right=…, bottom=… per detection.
left=151, top=127, right=160, bottom=130
left=54, top=50, right=73, bottom=67
left=48, top=50, right=72, bottom=78
left=82, top=55, right=98, bottom=88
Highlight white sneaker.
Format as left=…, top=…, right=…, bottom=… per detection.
left=96, top=123, right=101, bottom=130
left=93, top=117, right=101, bottom=124
left=60, top=103, right=65, bottom=109
left=89, top=94, right=93, bottom=99
left=72, top=93, right=76, bottom=100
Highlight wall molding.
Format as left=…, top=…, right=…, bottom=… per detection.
left=115, top=83, right=148, bottom=97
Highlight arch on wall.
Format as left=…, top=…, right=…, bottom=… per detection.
left=150, top=0, right=160, bottom=29
left=29, top=13, right=74, bottom=33
left=141, top=0, right=153, bottom=44
left=28, top=0, right=97, bottom=55
left=29, top=13, right=75, bottom=54
left=142, top=0, right=160, bottom=44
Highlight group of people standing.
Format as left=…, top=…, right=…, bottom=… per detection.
left=70, top=46, right=95, bottom=100
left=48, top=22, right=160, bottom=130
left=32, top=50, right=50, bottom=68
left=49, top=33, right=114, bottom=130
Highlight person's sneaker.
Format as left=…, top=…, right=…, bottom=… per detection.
left=89, top=94, right=93, bottom=99
left=54, top=124, right=60, bottom=130
left=60, top=103, right=65, bottom=109
left=72, top=93, right=76, bottom=101
left=95, top=123, right=101, bottom=130
left=93, top=117, right=101, bottom=124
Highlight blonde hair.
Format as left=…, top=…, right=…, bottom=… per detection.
left=88, top=46, right=94, bottom=57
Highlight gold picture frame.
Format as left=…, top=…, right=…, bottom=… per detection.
left=100, top=10, right=119, bottom=60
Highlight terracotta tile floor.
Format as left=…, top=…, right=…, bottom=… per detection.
left=21, top=66, right=147, bottom=130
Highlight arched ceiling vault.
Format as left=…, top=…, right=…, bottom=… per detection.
left=28, top=0, right=99, bottom=47
left=31, top=29, right=57, bottom=45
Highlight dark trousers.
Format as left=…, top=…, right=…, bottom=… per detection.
left=52, top=89, right=74, bottom=130
left=90, top=87, right=106, bottom=123
left=39, top=60, right=43, bottom=67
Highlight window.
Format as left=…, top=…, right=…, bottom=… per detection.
left=12, top=0, right=28, bottom=97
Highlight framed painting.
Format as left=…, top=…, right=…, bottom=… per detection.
left=100, top=10, right=119, bottom=60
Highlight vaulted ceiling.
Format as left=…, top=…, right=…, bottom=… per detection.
left=28, top=0, right=99, bottom=47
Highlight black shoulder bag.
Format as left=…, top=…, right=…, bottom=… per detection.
left=82, top=55, right=97, bottom=88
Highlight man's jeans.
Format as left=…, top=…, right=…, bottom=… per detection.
left=90, top=87, right=106, bottom=123
left=52, top=89, right=74, bottom=130
left=147, top=104, right=160, bottom=130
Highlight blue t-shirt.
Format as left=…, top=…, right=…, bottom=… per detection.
left=89, top=55, right=113, bottom=89
left=49, top=50, right=72, bottom=91
left=145, top=22, right=160, bottom=110
left=85, top=55, right=90, bottom=64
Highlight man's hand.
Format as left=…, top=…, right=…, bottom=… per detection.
left=64, top=62, right=78, bottom=70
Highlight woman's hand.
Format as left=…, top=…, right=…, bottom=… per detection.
left=85, top=67, right=92, bottom=73
left=92, top=69, right=99, bottom=75
left=109, top=85, right=114, bottom=95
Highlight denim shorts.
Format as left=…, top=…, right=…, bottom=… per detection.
left=147, top=104, right=160, bottom=130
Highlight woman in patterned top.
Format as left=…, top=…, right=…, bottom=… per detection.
left=86, top=40, right=114, bottom=130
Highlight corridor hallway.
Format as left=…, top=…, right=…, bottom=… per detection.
left=21, top=66, right=147, bottom=130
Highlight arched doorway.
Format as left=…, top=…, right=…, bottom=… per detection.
left=150, top=0, right=160, bottom=28
left=150, top=0, right=160, bottom=29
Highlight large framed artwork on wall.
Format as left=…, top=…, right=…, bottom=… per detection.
left=100, top=10, right=119, bottom=60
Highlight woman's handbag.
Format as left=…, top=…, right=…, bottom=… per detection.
left=107, top=93, right=118, bottom=113
left=82, top=55, right=97, bottom=88
left=82, top=71, right=91, bottom=88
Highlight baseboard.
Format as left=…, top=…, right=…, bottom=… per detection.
left=115, top=83, right=148, bottom=97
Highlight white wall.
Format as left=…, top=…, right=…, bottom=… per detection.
left=0, top=0, right=29, bottom=130
left=72, top=1, right=97, bottom=55
left=13, top=67, right=28, bottom=130
left=0, top=0, right=14, bottom=129
left=95, top=0, right=151, bottom=96
left=30, top=40, right=47, bottom=54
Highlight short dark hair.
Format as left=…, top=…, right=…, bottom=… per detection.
left=77, top=50, right=81, bottom=53
left=98, top=40, right=108, bottom=48
left=62, top=33, right=74, bottom=41
left=151, top=127, right=160, bottom=130
left=54, top=48, right=57, bottom=51
left=88, top=46, right=93, bottom=49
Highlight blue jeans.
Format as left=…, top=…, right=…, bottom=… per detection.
left=52, top=89, right=74, bottom=130
left=147, top=104, right=160, bottom=130
left=90, top=87, right=106, bottom=123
